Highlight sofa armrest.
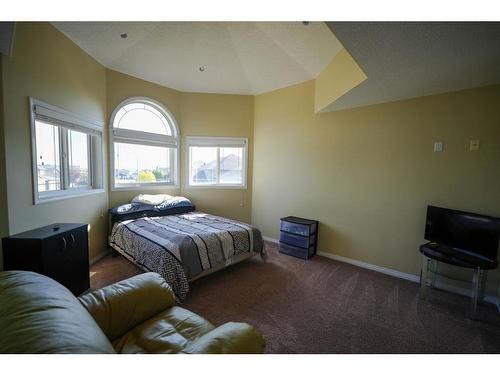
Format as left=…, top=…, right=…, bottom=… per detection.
left=181, top=322, right=265, bottom=354
left=78, top=272, right=176, bottom=342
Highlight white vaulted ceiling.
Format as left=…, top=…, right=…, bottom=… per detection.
left=52, top=22, right=343, bottom=95
left=326, top=22, right=500, bottom=111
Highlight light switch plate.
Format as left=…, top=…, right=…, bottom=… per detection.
left=434, top=141, right=443, bottom=152
left=470, top=139, right=480, bottom=151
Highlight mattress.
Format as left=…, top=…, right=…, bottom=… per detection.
left=109, top=212, right=264, bottom=301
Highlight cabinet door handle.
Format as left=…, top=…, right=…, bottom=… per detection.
left=70, top=234, right=75, bottom=247
left=62, top=237, right=67, bottom=250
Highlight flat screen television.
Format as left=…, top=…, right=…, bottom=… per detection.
left=424, top=205, right=500, bottom=262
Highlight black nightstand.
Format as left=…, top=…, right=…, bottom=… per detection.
left=279, top=216, right=319, bottom=259
left=2, top=223, right=90, bottom=295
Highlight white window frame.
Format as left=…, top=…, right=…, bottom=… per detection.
left=29, top=98, right=105, bottom=204
left=186, top=136, right=248, bottom=189
left=109, top=97, right=180, bottom=191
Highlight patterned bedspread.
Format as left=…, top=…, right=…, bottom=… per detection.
left=110, top=212, right=264, bottom=301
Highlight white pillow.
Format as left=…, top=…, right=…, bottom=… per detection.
left=131, top=194, right=173, bottom=205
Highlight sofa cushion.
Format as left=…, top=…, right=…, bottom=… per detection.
left=181, top=322, right=266, bottom=354
left=112, top=306, right=215, bottom=353
left=78, top=272, right=177, bottom=342
left=0, top=271, right=115, bottom=353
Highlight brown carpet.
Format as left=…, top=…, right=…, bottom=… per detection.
left=90, top=243, right=500, bottom=353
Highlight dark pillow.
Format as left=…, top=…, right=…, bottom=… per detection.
left=109, top=197, right=196, bottom=224
left=109, top=202, right=156, bottom=223
left=156, top=196, right=195, bottom=212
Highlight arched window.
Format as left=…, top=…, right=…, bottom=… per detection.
left=110, top=98, right=179, bottom=189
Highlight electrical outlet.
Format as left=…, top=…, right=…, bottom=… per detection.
left=434, top=141, right=443, bottom=152
left=469, top=139, right=480, bottom=151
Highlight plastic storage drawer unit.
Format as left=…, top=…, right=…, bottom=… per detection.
left=279, top=216, right=319, bottom=260
left=280, top=218, right=318, bottom=237
left=280, top=231, right=315, bottom=248
left=279, top=243, right=316, bottom=259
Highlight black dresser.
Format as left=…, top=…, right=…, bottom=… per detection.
left=2, top=223, right=90, bottom=295
left=279, top=216, right=319, bottom=259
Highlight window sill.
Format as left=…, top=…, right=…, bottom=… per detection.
left=35, top=188, right=106, bottom=205
left=185, top=184, right=247, bottom=190
left=111, top=184, right=180, bottom=192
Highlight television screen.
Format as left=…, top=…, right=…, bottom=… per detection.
left=424, top=205, right=500, bottom=261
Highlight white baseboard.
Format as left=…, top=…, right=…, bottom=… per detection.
left=263, top=237, right=499, bottom=310
left=318, top=251, right=420, bottom=283
left=263, top=236, right=279, bottom=244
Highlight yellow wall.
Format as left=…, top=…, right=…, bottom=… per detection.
left=314, top=48, right=367, bottom=113
left=253, top=80, right=500, bottom=294
left=1, top=23, right=108, bottom=261
left=106, top=70, right=255, bottom=223
left=180, top=92, right=254, bottom=222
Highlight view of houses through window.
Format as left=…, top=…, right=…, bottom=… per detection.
left=188, top=143, right=245, bottom=186
left=35, top=120, right=90, bottom=193
left=114, top=142, right=174, bottom=185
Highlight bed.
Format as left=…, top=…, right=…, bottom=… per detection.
left=109, top=209, right=266, bottom=301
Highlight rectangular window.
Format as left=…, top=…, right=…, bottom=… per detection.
left=35, top=121, right=61, bottom=192
left=189, top=146, right=217, bottom=185
left=113, top=142, right=175, bottom=186
left=68, top=129, right=90, bottom=188
left=220, top=147, right=243, bottom=185
left=30, top=98, right=104, bottom=204
left=186, top=137, right=247, bottom=188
